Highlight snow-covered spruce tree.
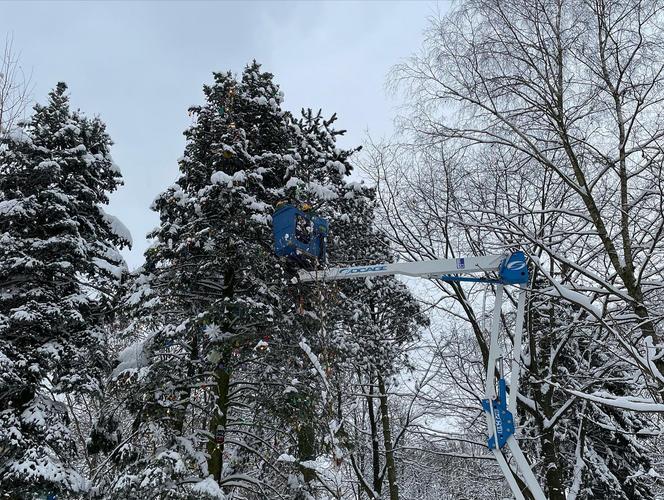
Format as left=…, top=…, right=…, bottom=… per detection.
left=0, top=82, right=130, bottom=498
left=112, top=64, right=367, bottom=499
left=111, top=63, right=296, bottom=499
left=246, top=108, right=371, bottom=498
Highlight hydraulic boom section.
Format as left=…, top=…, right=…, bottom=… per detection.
left=298, top=251, right=528, bottom=286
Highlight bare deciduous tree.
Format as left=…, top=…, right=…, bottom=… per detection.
left=0, top=34, right=31, bottom=137
left=391, top=0, right=664, bottom=397
left=359, top=0, right=664, bottom=497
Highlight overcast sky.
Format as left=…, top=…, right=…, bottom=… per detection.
left=1, top=1, right=445, bottom=268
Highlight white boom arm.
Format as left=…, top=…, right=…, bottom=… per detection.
left=298, top=254, right=546, bottom=500
left=298, top=254, right=505, bottom=282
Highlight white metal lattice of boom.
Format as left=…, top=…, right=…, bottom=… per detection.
left=298, top=254, right=547, bottom=500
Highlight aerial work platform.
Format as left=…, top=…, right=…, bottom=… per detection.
left=273, top=204, right=546, bottom=500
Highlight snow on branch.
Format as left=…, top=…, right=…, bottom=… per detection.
left=299, top=338, right=329, bottom=392
left=530, top=255, right=601, bottom=316
left=111, top=338, right=150, bottom=380
left=564, top=389, right=664, bottom=412
left=190, top=476, right=227, bottom=498
left=98, top=206, right=133, bottom=246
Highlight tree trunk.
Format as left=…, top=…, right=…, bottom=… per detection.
left=540, top=427, right=565, bottom=500
left=298, top=422, right=317, bottom=484
left=528, top=266, right=565, bottom=500
left=366, top=374, right=382, bottom=495
left=207, top=364, right=231, bottom=482
left=377, top=375, right=399, bottom=500
left=207, top=267, right=235, bottom=482
left=174, top=321, right=198, bottom=435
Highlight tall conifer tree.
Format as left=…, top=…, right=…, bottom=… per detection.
left=115, top=63, right=347, bottom=498
left=115, top=63, right=425, bottom=499
left=0, top=83, right=130, bottom=498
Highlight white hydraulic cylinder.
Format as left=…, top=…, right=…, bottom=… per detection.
left=298, top=255, right=505, bottom=282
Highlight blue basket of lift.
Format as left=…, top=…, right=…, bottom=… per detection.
left=498, top=251, right=528, bottom=285
left=273, top=204, right=328, bottom=260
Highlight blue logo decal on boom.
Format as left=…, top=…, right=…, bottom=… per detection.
left=456, top=258, right=465, bottom=269
left=339, top=265, right=387, bottom=275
